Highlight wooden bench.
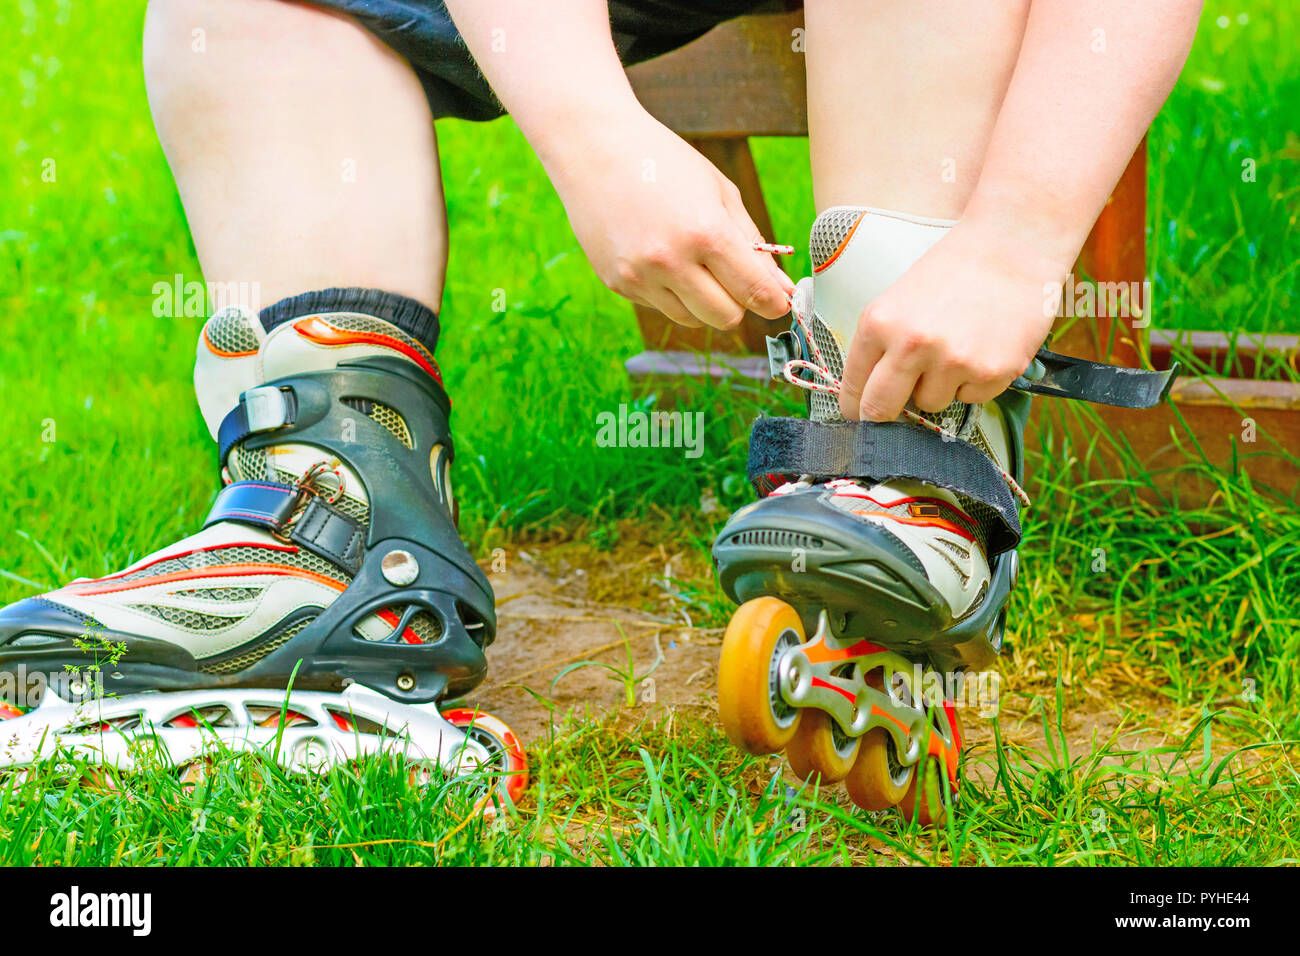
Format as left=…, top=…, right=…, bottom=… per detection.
left=625, top=6, right=1300, bottom=499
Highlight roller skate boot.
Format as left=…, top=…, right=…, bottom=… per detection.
left=0, top=289, right=526, bottom=812
left=714, top=209, right=1178, bottom=824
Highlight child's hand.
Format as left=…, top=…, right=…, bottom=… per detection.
left=837, top=221, right=1062, bottom=421
left=547, top=113, right=793, bottom=329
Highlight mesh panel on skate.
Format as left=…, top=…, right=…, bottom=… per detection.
left=130, top=604, right=245, bottom=632
left=808, top=315, right=847, bottom=424
left=172, top=587, right=263, bottom=603
left=341, top=398, right=414, bottom=449
left=916, top=399, right=971, bottom=434
left=199, top=617, right=314, bottom=675
left=119, top=545, right=351, bottom=589
left=410, top=612, right=442, bottom=643
left=809, top=208, right=865, bottom=269
left=228, top=444, right=270, bottom=481
left=313, top=313, right=437, bottom=369
left=205, top=308, right=260, bottom=354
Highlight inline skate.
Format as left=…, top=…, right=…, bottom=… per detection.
left=0, top=289, right=526, bottom=813
left=714, top=209, right=1177, bottom=824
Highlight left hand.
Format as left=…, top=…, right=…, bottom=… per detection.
left=837, top=220, right=1067, bottom=422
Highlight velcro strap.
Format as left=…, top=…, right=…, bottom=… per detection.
left=205, top=481, right=364, bottom=575
left=204, top=481, right=299, bottom=531
left=218, top=385, right=298, bottom=464
left=1011, top=349, right=1180, bottom=408
left=290, top=497, right=365, bottom=576
left=748, top=417, right=1021, bottom=555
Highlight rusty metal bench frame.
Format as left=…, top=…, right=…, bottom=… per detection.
left=624, top=7, right=1300, bottom=498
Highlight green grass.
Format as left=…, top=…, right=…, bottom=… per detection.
left=1, top=0, right=1297, bottom=866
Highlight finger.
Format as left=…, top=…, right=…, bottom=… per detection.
left=857, top=350, right=924, bottom=423
left=955, top=380, right=1005, bottom=404
left=670, top=265, right=747, bottom=330
left=645, top=287, right=700, bottom=328
left=720, top=187, right=797, bottom=297
left=913, top=368, right=963, bottom=414
left=704, top=209, right=793, bottom=318
left=702, top=237, right=792, bottom=321
left=838, top=327, right=885, bottom=420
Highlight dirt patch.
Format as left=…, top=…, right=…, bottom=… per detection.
left=465, top=537, right=1248, bottom=785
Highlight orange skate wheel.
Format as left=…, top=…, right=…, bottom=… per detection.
left=845, top=727, right=913, bottom=811
left=898, top=709, right=961, bottom=827
left=897, top=757, right=949, bottom=827
left=442, top=707, right=529, bottom=816
left=786, top=709, right=859, bottom=783
left=717, top=597, right=804, bottom=755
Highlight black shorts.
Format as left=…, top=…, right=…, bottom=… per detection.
left=308, top=0, right=775, bottom=121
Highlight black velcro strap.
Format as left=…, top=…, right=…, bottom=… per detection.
left=747, top=417, right=1021, bottom=555
left=217, top=386, right=298, bottom=465
left=289, top=497, right=365, bottom=576
left=1011, top=348, right=1180, bottom=408
left=204, top=481, right=299, bottom=531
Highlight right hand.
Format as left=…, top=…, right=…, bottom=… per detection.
left=545, top=112, right=793, bottom=329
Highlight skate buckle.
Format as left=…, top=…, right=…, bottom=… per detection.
left=243, top=385, right=291, bottom=434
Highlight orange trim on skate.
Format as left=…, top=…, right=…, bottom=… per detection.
left=292, top=317, right=444, bottom=386
left=202, top=327, right=258, bottom=358
left=67, top=564, right=348, bottom=597
left=812, top=212, right=864, bottom=274
left=801, top=636, right=888, bottom=665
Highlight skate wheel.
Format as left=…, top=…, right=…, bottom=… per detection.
left=442, top=708, right=528, bottom=816
left=897, top=757, right=949, bottom=827
left=845, top=727, right=913, bottom=812
left=718, top=597, right=805, bottom=755
left=897, top=709, right=961, bottom=827
left=0, top=703, right=22, bottom=720
left=785, top=710, right=859, bottom=784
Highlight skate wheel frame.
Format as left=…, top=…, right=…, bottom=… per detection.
left=718, top=598, right=965, bottom=824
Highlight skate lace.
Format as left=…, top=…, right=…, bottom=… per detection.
left=769, top=260, right=1031, bottom=509
left=270, top=460, right=348, bottom=543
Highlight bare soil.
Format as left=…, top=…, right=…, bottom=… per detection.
left=465, top=535, right=1218, bottom=785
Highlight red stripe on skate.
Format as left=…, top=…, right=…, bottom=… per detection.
left=852, top=511, right=978, bottom=543
left=292, top=317, right=444, bottom=387
left=810, top=676, right=856, bottom=703
left=377, top=608, right=422, bottom=645
left=68, top=564, right=347, bottom=597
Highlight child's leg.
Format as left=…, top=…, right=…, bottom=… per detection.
left=0, top=0, right=512, bottom=770
left=806, top=0, right=1028, bottom=218
left=143, top=0, right=448, bottom=309
left=712, top=2, right=1035, bottom=821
